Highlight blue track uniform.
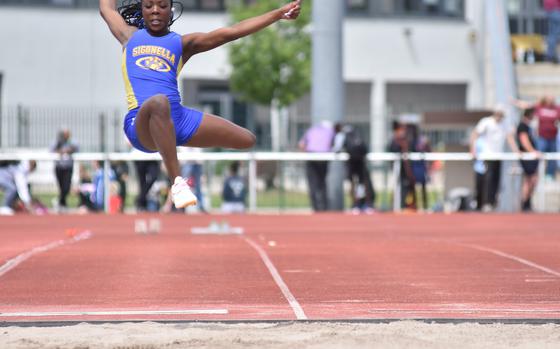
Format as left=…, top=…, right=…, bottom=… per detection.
left=121, top=29, right=203, bottom=153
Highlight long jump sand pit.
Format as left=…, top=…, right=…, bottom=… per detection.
left=2, top=321, right=560, bottom=349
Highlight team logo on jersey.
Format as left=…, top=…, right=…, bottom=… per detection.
left=136, top=56, right=171, bottom=72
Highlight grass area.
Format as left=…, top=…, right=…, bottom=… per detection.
left=211, top=190, right=311, bottom=209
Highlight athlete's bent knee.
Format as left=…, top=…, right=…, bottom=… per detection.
left=149, top=94, right=170, bottom=112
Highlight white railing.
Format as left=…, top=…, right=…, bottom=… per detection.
left=1, top=151, right=559, bottom=213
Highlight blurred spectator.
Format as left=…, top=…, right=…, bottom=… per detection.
left=333, top=123, right=375, bottom=213
left=180, top=147, right=206, bottom=213
left=516, top=108, right=541, bottom=212
left=0, top=160, right=36, bottom=215
left=111, top=161, right=129, bottom=213
left=51, top=128, right=79, bottom=212
left=387, top=121, right=417, bottom=210
left=472, top=137, right=488, bottom=212
left=298, top=121, right=335, bottom=212
left=410, top=125, right=432, bottom=211
left=92, top=161, right=116, bottom=212
left=76, top=164, right=96, bottom=213
left=134, top=152, right=161, bottom=211
left=513, top=96, right=559, bottom=178
left=545, top=0, right=560, bottom=63
left=147, top=181, right=166, bottom=212
left=221, top=161, right=247, bottom=214
left=557, top=125, right=560, bottom=171
left=469, top=105, right=519, bottom=212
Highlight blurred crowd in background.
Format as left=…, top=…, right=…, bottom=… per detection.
left=1, top=93, right=557, bottom=216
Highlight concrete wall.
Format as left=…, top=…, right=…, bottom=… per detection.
left=0, top=7, right=229, bottom=107
left=0, top=2, right=485, bottom=105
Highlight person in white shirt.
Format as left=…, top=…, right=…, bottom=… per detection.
left=0, top=161, right=36, bottom=215
left=469, top=105, right=519, bottom=211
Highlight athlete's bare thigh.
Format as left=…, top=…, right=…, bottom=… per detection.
left=134, top=95, right=172, bottom=152
left=185, top=114, right=255, bottom=149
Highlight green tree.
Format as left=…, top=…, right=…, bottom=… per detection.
left=228, top=0, right=311, bottom=150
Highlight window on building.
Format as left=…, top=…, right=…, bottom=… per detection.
left=400, top=0, right=464, bottom=17
left=0, top=0, right=228, bottom=10
left=1, top=0, right=465, bottom=16
left=508, top=0, right=548, bottom=35
left=0, top=0, right=96, bottom=7
left=347, top=0, right=465, bottom=18
left=347, top=0, right=369, bottom=14
left=183, top=0, right=226, bottom=12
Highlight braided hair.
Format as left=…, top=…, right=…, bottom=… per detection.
left=118, top=0, right=183, bottom=29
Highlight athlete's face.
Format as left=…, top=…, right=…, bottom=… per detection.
left=142, top=0, right=172, bottom=35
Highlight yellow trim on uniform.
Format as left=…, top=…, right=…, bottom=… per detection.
left=177, top=56, right=184, bottom=77
left=121, top=49, right=139, bottom=110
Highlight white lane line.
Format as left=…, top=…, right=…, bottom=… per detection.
left=457, top=242, right=560, bottom=278
left=0, top=309, right=228, bottom=317
left=242, top=236, right=307, bottom=320
left=0, top=231, right=93, bottom=278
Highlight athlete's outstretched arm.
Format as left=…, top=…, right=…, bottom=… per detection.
left=100, top=0, right=137, bottom=45
left=182, top=0, right=301, bottom=58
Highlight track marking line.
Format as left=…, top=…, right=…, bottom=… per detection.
left=365, top=308, right=560, bottom=314
left=0, top=309, right=228, bottom=318
left=457, top=242, right=560, bottom=278
left=242, top=236, right=307, bottom=320
left=363, top=306, right=560, bottom=313
left=0, top=230, right=93, bottom=279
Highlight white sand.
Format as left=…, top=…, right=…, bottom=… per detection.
left=1, top=321, right=560, bottom=349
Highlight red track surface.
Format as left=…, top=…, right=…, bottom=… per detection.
left=0, top=214, right=559, bottom=323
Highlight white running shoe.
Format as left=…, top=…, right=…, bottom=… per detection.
left=171, top=177, right=197, bottom=209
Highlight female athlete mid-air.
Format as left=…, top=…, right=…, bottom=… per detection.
left=100, top=0, right=301, bottom=208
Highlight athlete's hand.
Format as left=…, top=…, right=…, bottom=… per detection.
left=281, top=0, right=302, bottom=20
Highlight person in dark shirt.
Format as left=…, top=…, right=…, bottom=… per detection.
left=333, top=123, right=375, bottom=213
left=135, top=159, right=161, bottom=212
left=410, top=125, right=432, bottom=211
left=516, top=108, right=541, bottom=212
left=111, top=161, right=130, bottom=213
left=387, top=121, right=416, bottom=210
left=222, top=161, right=247, bottom=214
left=51, top=128, right=79, bottom=212
left=513, top=96, right=559, bottom=178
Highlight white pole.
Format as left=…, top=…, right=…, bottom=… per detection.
left=312, top=0, right=345, bottom=211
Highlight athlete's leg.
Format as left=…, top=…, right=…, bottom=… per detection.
left=184, top=114, right=256, bottom=149
left=134, top=94, right=181, bottom=180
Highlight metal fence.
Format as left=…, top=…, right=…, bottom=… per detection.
left=0, top=106, right=128, bottom=152
left=1, top=151, right=559, bottom=214
left=0, top=104, right=480, bottom=154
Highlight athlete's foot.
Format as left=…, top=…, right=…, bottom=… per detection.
left=171, top=177, right=197, bottom=209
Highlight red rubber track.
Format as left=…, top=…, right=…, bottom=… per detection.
left=0, top=214, right=559, bottom=323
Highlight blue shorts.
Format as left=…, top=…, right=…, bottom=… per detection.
left=123, top=103, right=204, bottom=153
